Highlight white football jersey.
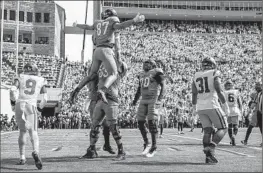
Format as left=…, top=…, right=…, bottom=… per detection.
left=194, top=69, right=221, bottom=110
left=224, top=89, right=241, bottom=117
left=17, top=74, right=46, bottom=106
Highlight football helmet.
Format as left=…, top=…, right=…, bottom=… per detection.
left=255, top=82, right=262, bottom=92
left=143, top=59, right=156, bottom=72
left=101, top=8, right=118, bottom=20
left=201, top=57, right=217, bottom=70
left=224, top=80, right=234, bottom=90
left=24, top=63, right=38, bottom=75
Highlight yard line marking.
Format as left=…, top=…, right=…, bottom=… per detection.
left=167, top=147, right=183, bottom=151
left=216, top=148, right=255, bottom=157
left=166, top=134, right=262, bottom=152
left=1, top=131, right=18, bottom=135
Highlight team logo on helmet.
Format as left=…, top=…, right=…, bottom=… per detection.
left=101, top=8, right=118, bottom=19
left=255, top=82, right=262, bottom=92
left=201, top=57, right=217, bottom=70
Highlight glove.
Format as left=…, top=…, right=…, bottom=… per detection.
left=69, top=88, right=80, bottom=105
left=222, top=103, right=230, bottom=117
left=133, top=13, right=145, bottom=23
left=73, top=21, right=78, bottom=27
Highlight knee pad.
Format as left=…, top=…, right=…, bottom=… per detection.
left=109, top=124, right=121, bottom=140
left=90, top=125, right=100, bottom=138
left=203, top=127, right=214, bottom=134
left=148, top=120, right=158, bottom=134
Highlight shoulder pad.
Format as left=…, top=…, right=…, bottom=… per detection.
left=213, top=70, right=221, bottom=77
left=108, top=16, right=120, bottom=23
left=155, top=68, right=164, bottom=75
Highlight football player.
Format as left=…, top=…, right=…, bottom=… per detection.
left=176, top=101, right=184, bottom=134
left=132, top=59, right=166, bottom=158
left=71, top=8, right=145, bottom=104
left=157, top=103, right=167, bottom=138
left=10, top=63, right=47, bottom=170
left=224, top=80, right=243, bottom=146
left=80, top=60, right=128, bottom=160
left=192, top=57, right=229, bottom=164
left=241, top=82, right=262, bottom=145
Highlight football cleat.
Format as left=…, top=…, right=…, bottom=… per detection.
left=231, top=136, right=236, bottom=146
left=113, top=152, right=126, bottom=161
left=241, top=140, right=247, bottom=145
left=203, top=145, right=217, bottom=163
left=142, top=144, right=151, bottom=155
left=159, top=135, right=163, bottom=138
left=79, top=147, right=98, bottom=159
left=16, top=159, right=26, bottom=165
left=32, top=151, right=43, bottom=170
left=205, top=156, right=218, bottom=164
left=103, top=145, right=116, bottom=154
left=146, top=146, right=157, bottom=158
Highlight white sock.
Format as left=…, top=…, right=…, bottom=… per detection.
left=20, top=155, right=26, bottom=160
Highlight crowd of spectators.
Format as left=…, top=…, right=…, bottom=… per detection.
left=1, top=52, right=63, bottom=88
left=1, top=21, right=261, bottom=132
left=122, top=20, right=262, bottom=35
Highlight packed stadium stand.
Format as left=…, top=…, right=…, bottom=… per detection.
left=1, top=0, right=262, bottom=131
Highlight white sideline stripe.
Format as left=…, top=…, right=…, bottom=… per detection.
left=166, top=134, right=262, bottom=152
left=1, top=131, right=18, bottom=135
left=216, top=148, right=255, bottom=157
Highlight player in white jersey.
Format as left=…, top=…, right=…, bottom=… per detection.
left=192, top=57, right=229, bottom=164
left=157, top=103, right=167, bottom=138
left=224, top=80, right=243, bottom=146
left=9, top=63, right=47, bottom=170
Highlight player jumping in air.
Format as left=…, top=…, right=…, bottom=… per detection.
left=132, top=59, right=166, bottom=158
left=70, top=8, right=145, bottom=104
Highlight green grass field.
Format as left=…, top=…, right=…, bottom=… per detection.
left=1, top=128, right=262, bottom=172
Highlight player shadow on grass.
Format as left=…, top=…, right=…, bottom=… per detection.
left=112, top=161, right=208, bottom=166
left=0, top=159, right=39, bottom=171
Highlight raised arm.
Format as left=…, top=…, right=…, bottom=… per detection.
left=132, top=78, right=142, bottom=105
left=113, top=13, right=145, bottom=30
left=74, top=21, right=94, bottom=30
left=114, top=31, right=121, bottom=62
left=154, top=72, right=166, bottom=101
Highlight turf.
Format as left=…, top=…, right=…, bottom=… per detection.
left=1, top=128, right=262, bottom=172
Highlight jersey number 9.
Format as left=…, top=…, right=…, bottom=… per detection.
left=24, top=79, right=36, bottom=95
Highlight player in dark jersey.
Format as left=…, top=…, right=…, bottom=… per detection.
left=132, top=59, right=166, bottom=158
left=81, top=60, right=128, bottom=160
left=241, top=82, right=262, bottom=145
left=70, top=8, right=145, bottom=104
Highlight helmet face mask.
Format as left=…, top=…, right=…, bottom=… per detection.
left=224, top=81, right=233, bottom=90
left=143, top=60, right=156, bottom=72
left=201, top=57, right=216, bottom=70
left=101, top=8, right=117, bottom=20
left=255, top=82, right=262, bottom=92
